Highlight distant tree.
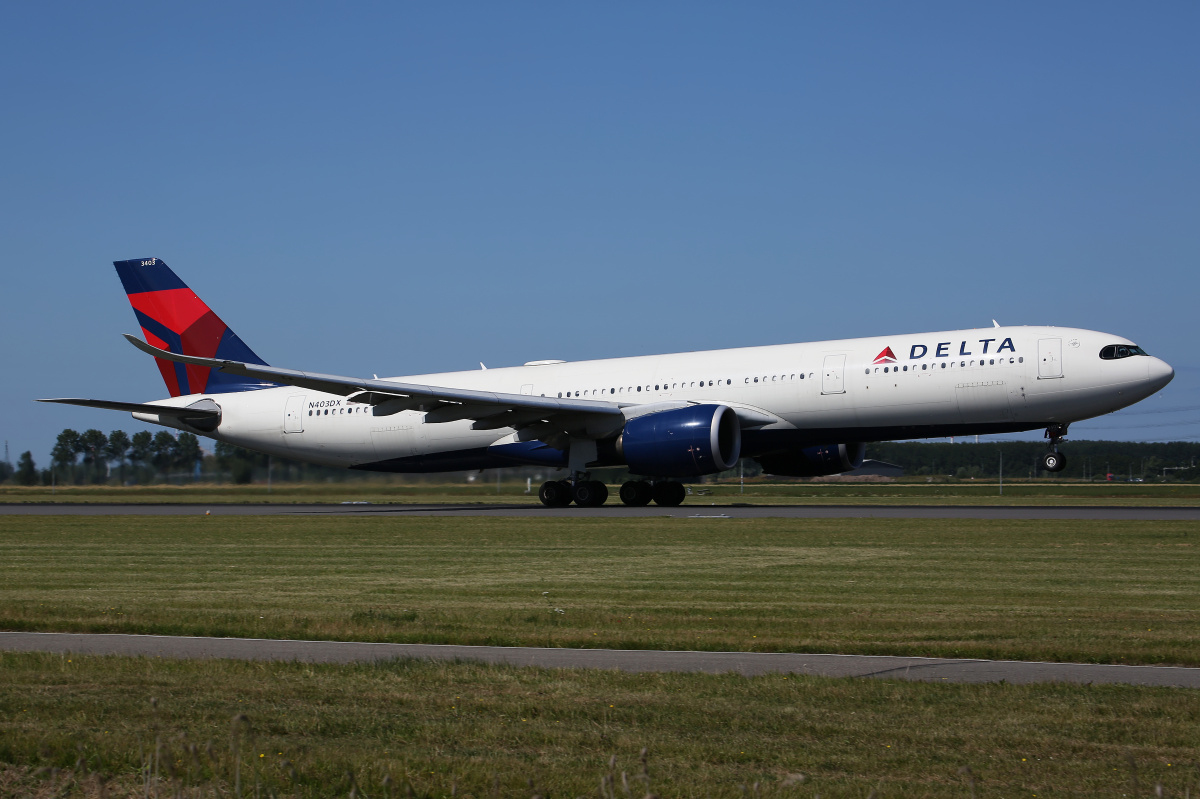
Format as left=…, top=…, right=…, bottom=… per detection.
left=129, top=430, right=153, bottom=480
left=51, top=429, right=81, bottom=483
left=151, top=431, right=178, bottom=480
left=0, top=459, right=12, bottom=485
left=176, top=432, right=202, bottom=478
left=51, top=429, right=81, bottom=468
left=15, top=451, right=38, bottom=486
left=106, top=430, right=131, bottom=484
left=216, top=440, right=260, bottom=484
left=78, top=429, right=109, bottom=483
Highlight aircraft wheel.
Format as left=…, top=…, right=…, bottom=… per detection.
left=619, top=480, right=654, bottom=506
left=1041, top=451, right=1067, bottom=473
left=652, top=481, right=686, bottom=507
left=539, top=480, right=573, bottom=507
left=573, top=480, right=609, bottom=507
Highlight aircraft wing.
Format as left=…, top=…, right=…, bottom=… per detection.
left=122, top=334, right=627, bottom=435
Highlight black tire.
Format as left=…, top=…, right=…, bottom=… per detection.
left=539, top=480, right=572, bottom=507
left=619, top=480, right=653, bottom=506
left=573, top=480, right=609, bottom=507
left=652, top=481, right=686, bottom=507
left=1041, top=451, right=1067, bottom=473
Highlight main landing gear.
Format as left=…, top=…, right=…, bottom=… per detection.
left=537, top=477, right=608, bottom=507
left=537, top=477, right=687, bottom=507
left=1041, top=423, right=1069, bottom=473
left=618, top=479, right=685, bottom=507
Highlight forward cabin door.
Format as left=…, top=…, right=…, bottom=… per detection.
left=1038, top=338, right=1063, bottom=379
left=821, top=354, right=846, bottom=394
left=284, top=395, right=305, bottom=433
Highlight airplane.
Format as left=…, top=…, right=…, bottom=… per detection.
left=41, top=258, right=1174, bottom=507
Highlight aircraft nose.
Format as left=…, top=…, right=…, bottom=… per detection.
left=1147, top=356, right=1174, bottom=391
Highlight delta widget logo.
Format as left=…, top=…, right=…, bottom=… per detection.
left=872, top=347, right=897, bottom=364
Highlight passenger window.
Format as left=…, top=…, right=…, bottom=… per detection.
left=799, top=373, right=804, bottom=379
left=921, top=364, right=927, bottom=371
left=753, top=377, right=759, bottom=383
left=1019, top=357, right=1023, bottom=363
left=865, top=369, right=870, bottom=375
left=308, top=410, right=312, bottom=416
left=636, top=386, right=641, bottom=392
left=941, top=363, right=946, bottom=369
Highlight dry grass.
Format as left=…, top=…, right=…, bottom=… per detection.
left=1, top=515, right=1199, bottom=665
left=1, top=652, right=1199, bottom=798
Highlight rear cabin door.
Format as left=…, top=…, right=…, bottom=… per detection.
left=284, top=395, right=306, bottom=433
left=1038, top=338, right=1063, bottom=379
left=821, top=354, right=846, bottom=395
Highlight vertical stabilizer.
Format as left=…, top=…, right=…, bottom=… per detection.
left=114, top=257, right=274, bottom=397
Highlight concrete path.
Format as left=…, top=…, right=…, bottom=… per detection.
left=3, top=632, right=1197, bottom=688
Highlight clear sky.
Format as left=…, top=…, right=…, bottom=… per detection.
left=2, top=3, right=1197, bottom=466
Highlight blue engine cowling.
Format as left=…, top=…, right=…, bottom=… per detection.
left=755, top=442, right=866, bottom=477
left=618, top=404, right=741, bottom=477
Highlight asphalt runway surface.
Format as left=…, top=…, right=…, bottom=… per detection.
left=2, top=632, right=1197, bottom=688
left=2, top=503, right=1200, bottom=520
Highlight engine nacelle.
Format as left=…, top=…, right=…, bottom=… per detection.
left=755, top=442, right=866, bottom=477
left=618, top=404, right=741, bottom=477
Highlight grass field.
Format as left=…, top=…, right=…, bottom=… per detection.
left=3, top=480, right=1200, bottom=505
left=2, top=515, right=1198, bottom=666
left=2, top=652, right=1199, bottom=798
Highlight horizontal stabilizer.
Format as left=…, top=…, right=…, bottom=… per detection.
left=38, top=398, right=222, bottom=432
left=37, top=398, right=221, bottom=419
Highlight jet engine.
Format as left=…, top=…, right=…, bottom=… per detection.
left=755, top=442, right=866, bottom=477
left=616, top=404, right=741, bottom=477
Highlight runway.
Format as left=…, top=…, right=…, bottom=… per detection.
left=2, top=632, right=1196, bottom=688
left=1, top=502, right=1199, bottom=520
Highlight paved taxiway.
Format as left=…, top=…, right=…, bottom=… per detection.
left=2, top=503, right=1199, bottom=520
left=2, top=632, right=1197, bottom=688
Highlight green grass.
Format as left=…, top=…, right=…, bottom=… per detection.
left=2, top=516, right=1199, bottom=665
left=3, top=480, right=1200, bottom=505
left=1, top=652, right=1198, bottom=798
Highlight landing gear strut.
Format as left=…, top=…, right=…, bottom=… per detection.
left=1041, top=424, right=1069, bottom=473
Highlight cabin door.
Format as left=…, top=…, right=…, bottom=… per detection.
left=1038, top=338, right=1063, bottom=379
left=821, top=354, right=846, bottom=395
left=284, top=395, right=306, bottom=433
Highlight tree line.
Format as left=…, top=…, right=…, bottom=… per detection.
left=2, top=430, right=1199, bottom=486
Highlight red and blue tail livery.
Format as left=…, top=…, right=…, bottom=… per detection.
left=114, top=258, right=275, bottom=396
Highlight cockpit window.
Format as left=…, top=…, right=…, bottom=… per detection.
left=1099, top=344, right=1149, bottom=360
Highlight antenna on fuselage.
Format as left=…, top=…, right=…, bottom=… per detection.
left=992, top=319, right=1000, bottom=328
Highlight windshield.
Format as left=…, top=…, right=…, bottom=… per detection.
left=1099, top=344, right=1149, bottom=360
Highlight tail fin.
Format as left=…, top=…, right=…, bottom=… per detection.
left=114, top=257, right=274, bottom=397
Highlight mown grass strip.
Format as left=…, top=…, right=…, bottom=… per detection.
left=2, top=516, right=1198, bottom=665
left=1, top=652, right=1198, bottom=798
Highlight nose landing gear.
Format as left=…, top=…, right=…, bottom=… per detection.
left=1041, top=423, right=1069, bottom=473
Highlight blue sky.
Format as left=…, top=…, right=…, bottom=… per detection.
left=2, top=3, right=1197, bottom=465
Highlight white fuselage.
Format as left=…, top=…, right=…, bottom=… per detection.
left=136, top=325, right=1174, bottom=472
